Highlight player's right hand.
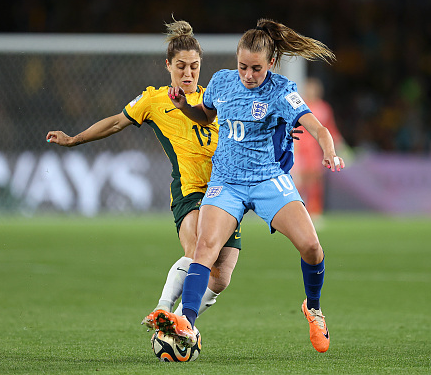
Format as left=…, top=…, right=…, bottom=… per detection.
left=46, top=131, right=72, bottom=147
left=167, top=86, right=187, bottom=109
left=290, top=129, right=303, bottom=140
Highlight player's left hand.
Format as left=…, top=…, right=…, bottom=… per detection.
left=323, top=155, right=345, bottom=172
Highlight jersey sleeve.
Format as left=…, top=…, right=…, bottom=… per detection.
left=122, top=87, right=154, bottom=128
left=280, top=82, right=311, bottom=127
left=202, top=70, right=224, bottom=110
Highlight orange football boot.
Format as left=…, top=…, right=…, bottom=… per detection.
left=301, top=299, right=330, bottom=353
left=143, top=309, right=196, bottom=348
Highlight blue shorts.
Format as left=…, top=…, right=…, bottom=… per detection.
left=202, top=174, right=304, bottom=233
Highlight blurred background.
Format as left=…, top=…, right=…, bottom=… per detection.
left=1, top=0, right=430, bottom=218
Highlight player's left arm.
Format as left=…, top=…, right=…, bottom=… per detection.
left=298, top=112, right=345, bottom=172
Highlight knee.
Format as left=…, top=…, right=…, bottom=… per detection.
left=183, top=244, right=196, bottom=259
left=197, top=235, right=220, bottom=253
left=179, top=233, right=197, bottom=259
left=195, top=237, right=223, bottom=266
left=297, top=237, right=323, bottom=265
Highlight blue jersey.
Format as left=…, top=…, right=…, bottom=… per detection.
left=203, top=69, right=311, bottom=184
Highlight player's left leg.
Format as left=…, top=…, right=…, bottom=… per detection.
left=252, top=176, right=329, bottom=353
left=271, top=201, right=329, bottom=353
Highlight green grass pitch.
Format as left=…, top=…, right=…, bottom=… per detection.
left=0, top=213, right=430, bottom=374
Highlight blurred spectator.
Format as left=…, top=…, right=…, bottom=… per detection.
left=292, top=77, right=346, bottom=221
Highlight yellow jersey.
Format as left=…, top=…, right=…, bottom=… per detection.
left=123, top=85, right=218, bottom=207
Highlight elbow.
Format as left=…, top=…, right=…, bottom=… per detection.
left=112, top=119, right=129, bottom=133
left=198, top=119, right=212, bottom=126
left=112, top=124, right=123, bottom=133
left=200, top=113, right=217, bottom=126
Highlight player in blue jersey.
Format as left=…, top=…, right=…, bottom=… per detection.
left=145, top=19, right=345, bottom=353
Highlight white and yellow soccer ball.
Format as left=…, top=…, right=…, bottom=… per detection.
left=151, top=328, right=201, bottom=362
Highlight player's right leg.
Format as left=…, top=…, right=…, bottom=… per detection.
left=181, top=204, right=239, bottom=328
left=174, top=244, right=240, bottom=316
left=145, top=309, right=197, bottom=347
left=143, top=194, right=201, bottom=317
left=152, top=209, right=199, bottom=312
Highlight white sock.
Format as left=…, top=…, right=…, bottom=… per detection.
left=155, top=256, right=192, bottom=312
left=174, top=287, right=219, bottom=317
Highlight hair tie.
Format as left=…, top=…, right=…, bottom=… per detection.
left=255, top=26, right=270, bottom=36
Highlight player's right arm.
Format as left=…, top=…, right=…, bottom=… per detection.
left=167, top=86, right=216, bottom=125
left=46, top=112, right=133, bottom=147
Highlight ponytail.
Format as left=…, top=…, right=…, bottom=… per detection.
left=238, top=19, right=335, bottom=68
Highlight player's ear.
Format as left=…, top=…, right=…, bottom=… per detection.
left=165, top=59, right=171, bottom=72
left=268, top=57, right=275, bottom=70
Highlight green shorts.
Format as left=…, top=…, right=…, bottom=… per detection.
left=172, top=192, right=241, bottom=250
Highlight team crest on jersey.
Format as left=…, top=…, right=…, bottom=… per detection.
left=251, top=101, right=269, bottom=120
left=129, top=94, right=142, bottom=108
left=206, top=186, right=223, bottom=198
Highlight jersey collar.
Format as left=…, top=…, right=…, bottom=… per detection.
left=167, top=85, right=200, bottom=94
left=259, top=70, right=272, bottom=88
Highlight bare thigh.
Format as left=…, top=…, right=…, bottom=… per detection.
left=271, top=201, right=323, bottom=264
left=178, top=209, right=199, bottom=258
left=195, top=205, right=238, bottom=268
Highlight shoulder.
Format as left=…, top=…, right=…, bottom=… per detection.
left=145, top=85, right=169, bottom=96
left=269, top=73, right=304, bottom=106
left=270, top=72, right=298, bottom=93
left=129, top=86, right=168, bottom=102
left=211, top=69, right=238, bottom=82
left=125, top=85, right=169, bottom=114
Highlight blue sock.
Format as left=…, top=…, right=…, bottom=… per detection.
left=301, top=257, right=325, bottom=310
left=182, top=263, right=210, bottom=327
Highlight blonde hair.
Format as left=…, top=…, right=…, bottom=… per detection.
left=237, top=19, right=335, bottom=68
left=165, top=18, right=202, bottom=63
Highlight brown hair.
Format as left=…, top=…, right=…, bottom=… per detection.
left=165, top=18, right=203, bottom=63
left=237, top=19, right=335, bottom=68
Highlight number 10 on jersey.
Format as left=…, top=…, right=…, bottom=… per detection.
left=271, top=174, right=293, bottom=192
left=226, top=119, right=245, bottom=141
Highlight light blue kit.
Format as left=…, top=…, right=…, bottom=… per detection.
left=202, top=69, right=311, bottom=230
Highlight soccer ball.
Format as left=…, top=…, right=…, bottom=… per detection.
left=151, top=328, right=201, bottom=362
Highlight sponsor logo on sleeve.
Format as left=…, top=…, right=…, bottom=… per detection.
left=129, top=94, right=143, bottom=108
left=285, top=92, right=305, bottom=109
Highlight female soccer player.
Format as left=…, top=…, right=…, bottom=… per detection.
left=46, top=20, right=241, bottom=326
left=147, top=19, right=345, bottom=353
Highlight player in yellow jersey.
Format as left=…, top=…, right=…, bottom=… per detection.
left=46, top=19, right=241, bottom=326
left=124, top=85, right=217, bottom=206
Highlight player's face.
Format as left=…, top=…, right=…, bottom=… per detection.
left=166, top=50, right=201, bottom=94
left=237, top=48, right=274, bottom=89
